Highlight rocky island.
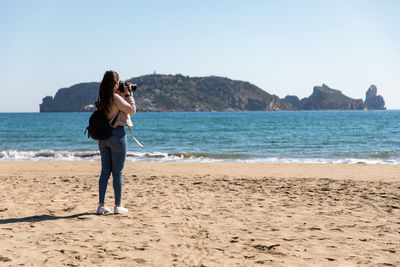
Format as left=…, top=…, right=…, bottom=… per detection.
left=283, top=84, right=366, bottom=110
left=40, top=74, right=385, bottom=112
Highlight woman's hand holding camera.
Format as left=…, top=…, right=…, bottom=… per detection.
left=116, top=82, right=133, bottom=97
left=126, top=83, right=133, bottom=93
left=125, top=83, right=133, bottom=97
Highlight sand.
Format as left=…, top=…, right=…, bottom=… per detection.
left=0, top=161, right=399, bottom=266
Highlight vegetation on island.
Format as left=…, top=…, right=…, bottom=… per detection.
left=40, top=74, right=385, bottom=112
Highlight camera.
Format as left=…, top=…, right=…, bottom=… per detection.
left=118, top=82, right=137, bottom=93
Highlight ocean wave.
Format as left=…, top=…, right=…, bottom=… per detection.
left=0, top=150, right=215, bottom=162
left=0, top=150, right=101, bottom=161
left=1, top=150, right=400, bottom=164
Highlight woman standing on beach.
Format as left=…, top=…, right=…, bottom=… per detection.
left=96, top=70, right=136, bottom=215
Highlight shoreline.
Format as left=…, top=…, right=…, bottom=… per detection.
left=1, top=161, right=399, bottom=265
left=1, top=161, right=400, bottom=182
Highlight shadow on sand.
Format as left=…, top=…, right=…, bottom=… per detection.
left=0, top=212, right=97, bottom=225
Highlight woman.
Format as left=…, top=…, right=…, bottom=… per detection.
left=96, top=70, right=136, bottom=215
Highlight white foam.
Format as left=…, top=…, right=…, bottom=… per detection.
left=0, top=150, right=101, bottom=161
left=1, top=150, right=400, bottom=164
left=0, top=150, right=207, bottom=162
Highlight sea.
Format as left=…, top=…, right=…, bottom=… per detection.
left=1, top=111, right=400, bottom=164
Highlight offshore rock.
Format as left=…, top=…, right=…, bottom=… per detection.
left=365, top=85, right=386, bottom=110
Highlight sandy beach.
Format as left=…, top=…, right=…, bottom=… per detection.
left=0, top=162, right=399, bottom=266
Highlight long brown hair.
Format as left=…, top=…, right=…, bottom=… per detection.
left=97, top=70, right=119, bottom=112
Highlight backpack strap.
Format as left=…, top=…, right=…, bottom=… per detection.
left=110, top=110, right=121, bottom=127
left=96, top=98, right=120, bottom=127
left=95, top=99, right=101, bottom=110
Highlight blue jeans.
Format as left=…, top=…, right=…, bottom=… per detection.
left=98, top=127, right=127, bottom=205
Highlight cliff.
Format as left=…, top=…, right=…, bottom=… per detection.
left=300, top=84, right=365, bottom=110
left=40, top=82, right=98, bottom=112
left=40, top=75, right=291, bottom=112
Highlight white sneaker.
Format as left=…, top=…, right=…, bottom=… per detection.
left=114, top=206, right=128, bottom=214
left=96, top=205, right=112, bottom=215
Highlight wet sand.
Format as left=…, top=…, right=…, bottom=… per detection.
left=0, top=162, right=399, bottom=266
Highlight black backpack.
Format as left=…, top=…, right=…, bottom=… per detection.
left=85, top=109, right=120, bottom=140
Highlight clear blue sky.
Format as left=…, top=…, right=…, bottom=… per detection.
left=0, top=0, right=399, bottom=111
